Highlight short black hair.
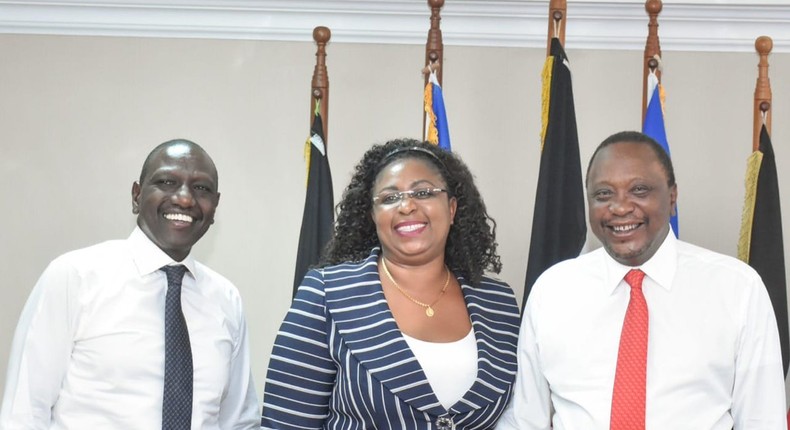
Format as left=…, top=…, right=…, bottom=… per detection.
left=138, top=139, right=214, bottom=185
left=586, top=131, right=675, bottom=187
left=320, top=138, right=501, bottom=286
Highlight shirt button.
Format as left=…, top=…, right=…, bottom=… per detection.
left=435, top=416, right=454, bottom=429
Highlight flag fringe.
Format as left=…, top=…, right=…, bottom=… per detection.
left=424, top=82, right=439, bottom=145
left=658, top=83, right=667, bottom=116
left=737, top=150, right=764, bottom=262
left=303, top=136, right=312, bottom=187
left=540, top=56, right=555, bottom=152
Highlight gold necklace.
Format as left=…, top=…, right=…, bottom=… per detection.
left=380, top=257, right=451, bottom=317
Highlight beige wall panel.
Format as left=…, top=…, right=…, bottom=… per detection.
left=1, top=33, right=788, bottom=407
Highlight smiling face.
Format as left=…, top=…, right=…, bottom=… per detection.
left=586, top=141, right=677, bottom=267
left=371, top=157, right=457, bottom=266
left=131, top=142, right=220, bottom=261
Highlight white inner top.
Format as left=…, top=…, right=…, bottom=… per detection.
left=402, top=328, right=477, bottom=410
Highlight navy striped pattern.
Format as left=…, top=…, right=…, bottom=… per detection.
left=262, top=249, right=520, bottom=429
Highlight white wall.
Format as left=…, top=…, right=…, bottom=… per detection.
left=1, top=34, right=788, bottom=407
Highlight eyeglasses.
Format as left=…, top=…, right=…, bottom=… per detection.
left=372, top=187, right=448, bottom=207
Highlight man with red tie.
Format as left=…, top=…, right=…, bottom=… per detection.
left=497, top=131, right=785, bottom=429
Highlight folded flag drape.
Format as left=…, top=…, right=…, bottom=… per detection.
left=293, top=107, right=334, bottom=297
left=424, top=70, right=451, bottom=151
left=738, top=124, right=788, bottom=376
left=643, top=67, right=678, bottom=237
left=522, top=37, right=586, bottom=310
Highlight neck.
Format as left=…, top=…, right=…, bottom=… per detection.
left=380, top=255, right=448, bottom=292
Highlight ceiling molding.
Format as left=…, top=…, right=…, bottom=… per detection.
left=1, top=0, right=789, bottom=53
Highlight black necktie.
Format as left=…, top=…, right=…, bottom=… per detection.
left=161, top=265, right=192, bottom=430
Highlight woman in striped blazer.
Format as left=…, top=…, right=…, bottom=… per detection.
left=262, top=139, right=521, bottom=429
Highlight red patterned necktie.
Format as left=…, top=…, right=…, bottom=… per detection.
left=610, top=269, right=648, bottom=430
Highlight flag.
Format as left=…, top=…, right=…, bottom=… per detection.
left=643, top=67, right=679, bottom=237
left=522, top=37, right=587, bottom=309
left=293, top=108, right=334, bottom=296
left=738, top=124, right=788, bottom=376
left=424, top=70, right=451, bottom=151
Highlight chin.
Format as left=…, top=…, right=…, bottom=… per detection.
left=606, top=246, right=647, bottom=266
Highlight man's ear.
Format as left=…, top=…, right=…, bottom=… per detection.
left=210, top=192, right=221, bottom=224
left=131, top=182, right=141, bottom=214
left=669, top=184, right=678, bottom=216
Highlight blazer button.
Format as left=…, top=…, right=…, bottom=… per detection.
left=435, top=416, right=454, bottom=429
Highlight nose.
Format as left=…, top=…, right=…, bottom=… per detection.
left=172, top=184, right=196, bottom=207
left=397, top=194, right=417, bottom=213
left=608, top=194, right=634, bottom=216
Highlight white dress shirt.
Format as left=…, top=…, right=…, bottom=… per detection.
left=1, top=228, right=259, bottom=430
left=497, top=232, right=785, bottom=430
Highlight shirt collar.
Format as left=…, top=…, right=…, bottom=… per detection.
left=602, top=227, right=677, bottom=294
left=128, top=227, right=197, bottom=277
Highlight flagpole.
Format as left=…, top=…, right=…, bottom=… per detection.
left=424, top=0, right=444, bottom=87
left=311, top=26, right=331, bottom=147
left=754, top=36, right=772, bottom=151
left=293, top=26, right=335, bottom=296
left=546, top=0, right=566, bottom=55
left=422, top=0, right=444, bottom=140
left=642, top=0, right=662, bottom=125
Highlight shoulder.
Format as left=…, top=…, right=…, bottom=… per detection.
left=676, top=240, right=760, bottom=279
left=464, top=275, right=520, bottom=319
left=322, top=253, right=378, bottom=278
left=674, top=241, right=778, bottom=334
left=27, top=240, right=128, bottom=306
left=534, top=248, right=606, bottom=287
left=469, top=275, right=517, bottom=303
left=291, top=255, right=378, bottom=304
left=526, top=248, right=608, bottom=309
left=45, top=239, right=127, bottom=275
left=319, top=251, right=380, bottom=290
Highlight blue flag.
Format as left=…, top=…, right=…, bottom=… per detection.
left=643, top=70, right=678, bottom=237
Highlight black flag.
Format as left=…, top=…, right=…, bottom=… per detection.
left=293, top=111, right=334, bottom=296
left=523, top=38, right=587, bottom=310
left=738, top=124, right=788, bottom=375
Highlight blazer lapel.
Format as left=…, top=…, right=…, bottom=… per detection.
left=324, top=248, right=446, bottom=416
left=448, top=277, right=520, bottom=414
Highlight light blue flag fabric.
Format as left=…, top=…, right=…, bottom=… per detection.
left=431, top=81, right=451, bottom=151
left=643, top=76, right=679, bottom=237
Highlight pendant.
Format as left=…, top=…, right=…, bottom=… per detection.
left=426, top=307, right=435, bottom=317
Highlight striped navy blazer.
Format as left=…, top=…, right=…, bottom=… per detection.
left=261, top=248, right=521, bottom=429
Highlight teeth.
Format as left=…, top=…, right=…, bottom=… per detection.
left=613, top=224, right=637, bottom=232
left=397, top=223, right=425, bottom=232
left=165, top=213, right=193, bottom=223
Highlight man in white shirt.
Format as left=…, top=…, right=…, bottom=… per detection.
left=497, top=131, right=785, bottom=429
left=0, top=139, right=259, bottom=429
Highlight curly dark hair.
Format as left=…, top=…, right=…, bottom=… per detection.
left=320, top=138, right=501, bottom=286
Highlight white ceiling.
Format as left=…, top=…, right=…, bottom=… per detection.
left=1, top=0, right=788, bottom=53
